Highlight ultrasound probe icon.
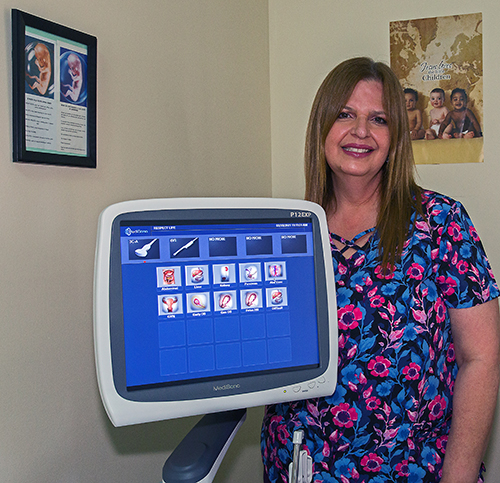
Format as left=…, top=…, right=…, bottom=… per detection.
left=135, top=239, right=158, bottom=257
left=172, top=238, right=198, bottom=257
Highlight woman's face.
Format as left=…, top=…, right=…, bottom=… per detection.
left=324, top=79, right=391, bottom=183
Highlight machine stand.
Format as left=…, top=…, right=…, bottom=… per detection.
left=162, top=409, right=247, bottom=483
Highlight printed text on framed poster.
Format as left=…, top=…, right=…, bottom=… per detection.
left=12, top=9, right=97, bottom=168
left=390, top=13, right=483, bottom=164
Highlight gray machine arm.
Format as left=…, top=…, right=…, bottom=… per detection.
left=162, top=409, right=247, bottom=483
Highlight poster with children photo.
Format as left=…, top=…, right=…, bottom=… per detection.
left=390, top=13, right=483, bottom=164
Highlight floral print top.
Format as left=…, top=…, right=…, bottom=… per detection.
left=261, top=191, right=499, bottom=483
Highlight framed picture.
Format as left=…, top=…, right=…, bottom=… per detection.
left=12, top=9, right=97, bottom=168
left=390, top=13, right=483, bottom=165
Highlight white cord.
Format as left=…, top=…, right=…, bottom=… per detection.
left=290, top=430, right=304, bottom=483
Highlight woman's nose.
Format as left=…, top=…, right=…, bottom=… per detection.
left=352, top=116, right=368, bottom=138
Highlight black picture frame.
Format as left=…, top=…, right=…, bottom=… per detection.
left=12, top=9, right=97, bottom=168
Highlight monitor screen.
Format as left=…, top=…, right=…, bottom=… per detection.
left=94, top=198, right=337, bottom=426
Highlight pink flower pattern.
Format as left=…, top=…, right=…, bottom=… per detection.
left=262, top=191, right=497, bottom=483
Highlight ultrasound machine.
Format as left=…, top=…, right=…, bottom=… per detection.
left=93, top=198, right=338, bottom=483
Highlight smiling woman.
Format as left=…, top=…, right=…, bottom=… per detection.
left=261, top=57, right=500, bottom=483
left=304, top=57, right=421, bottom=271
left=324, top=80, right=390, bottom=197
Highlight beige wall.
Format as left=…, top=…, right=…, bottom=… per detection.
left=0, top=1, right=270, bottom=482
left=5, top=0, right=500, bottom=481
left=269, top=0, right=500, bottom=481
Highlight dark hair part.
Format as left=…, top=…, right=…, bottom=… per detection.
left=304, top=57, right=422, bottom=272
left=404, top=88, right=418, bottom=101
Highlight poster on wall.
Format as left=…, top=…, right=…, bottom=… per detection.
left=12, top=9, right=97, bottom=168
left=390, top=13, right=483, bottom=165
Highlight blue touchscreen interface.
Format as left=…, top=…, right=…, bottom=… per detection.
left=120, top=219, right=319, bottom=389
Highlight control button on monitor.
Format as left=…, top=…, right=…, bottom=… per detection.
left=157, top=267, right=182, bottom=288
left=241, top=289, right=263, bottom=309
left=213, top=263, right=236, bottom=284
left=185, top=265, right=210, bottom=286
left=191, top=294, right=207, bottom=310
left=281, top=234, right=307, bottom=254
left=191, top=267, right=204, bottom=283
left=245, top=265, right=258, bottom=281
left=129, top=238, right=159, bottom=260
left=157, top=294, right=184, bottom=316
left=170, top=237, right=200, bottom=258
left=162, top=296, right=179, bottom=313
left=265, top=261, right=287, bottom=281
left=208, top=236, right=237, bottom=257
left=218, top=293, right=233, bottom=310
left=266, top=287, right=288, bottom=307
left=240, top=263, right=262, bottom=283
left=187, top=292, right=211, bottom=313
left=271, top=289, right=283, bottom=305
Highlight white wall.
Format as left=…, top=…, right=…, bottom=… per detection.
left=269, top=0, right=500, bottom=481
left=0, top=1, right=270, bottom=482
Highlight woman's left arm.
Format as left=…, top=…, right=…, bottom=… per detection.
left=440, top=298, right=500, bottom=483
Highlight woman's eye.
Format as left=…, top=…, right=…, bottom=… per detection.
left=337, top=112, right=351, bottom=120
left=373, top=116, right=387, bottom=125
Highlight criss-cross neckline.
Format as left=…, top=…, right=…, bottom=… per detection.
left=330, top=227, right=376, bottom=255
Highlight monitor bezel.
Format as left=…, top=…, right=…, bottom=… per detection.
left=94, top=198, right=337, bottom=426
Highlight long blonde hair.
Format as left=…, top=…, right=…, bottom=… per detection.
left=304, top=57, right=422, bottom=271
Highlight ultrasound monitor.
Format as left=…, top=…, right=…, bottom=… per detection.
left=94, top=197, right=337, bottom=427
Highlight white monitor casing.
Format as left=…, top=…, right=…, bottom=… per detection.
left=94, top=197, right=337, bottom=427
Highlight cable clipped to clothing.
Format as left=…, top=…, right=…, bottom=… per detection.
left=288, top=430, right=312, bottom=483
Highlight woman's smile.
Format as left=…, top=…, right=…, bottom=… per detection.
left=342, top=143, right=374, bottom=156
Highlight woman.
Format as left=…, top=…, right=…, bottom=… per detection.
left=261, top=58, right=500, bottom=482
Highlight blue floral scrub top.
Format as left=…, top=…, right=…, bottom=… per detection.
left=261, top=191, right=499, bottom=483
